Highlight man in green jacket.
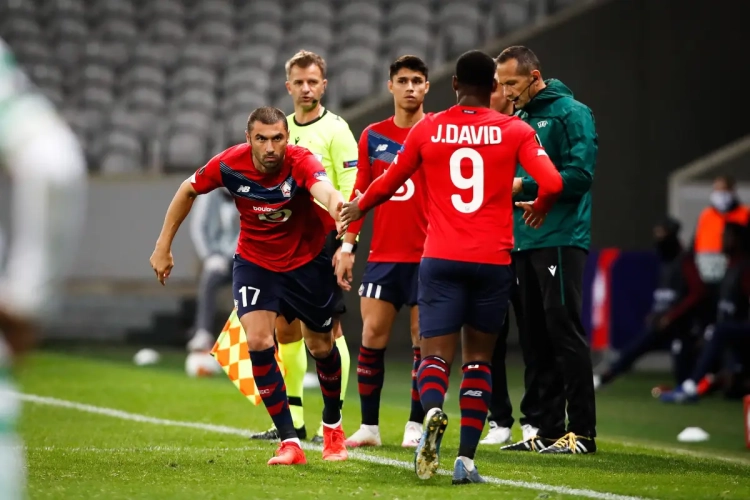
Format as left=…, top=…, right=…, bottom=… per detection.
left=495, top=46, right=598, bottom=454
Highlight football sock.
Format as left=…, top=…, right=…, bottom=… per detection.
left=277, top=338, right=306, bottom=429
left=357, top=345, right=386, bottom=425
left=313, top=343, right=342, bottom=425
left=335, top=335, right=350, bottom=409
left=458, top=362, right=492, bottom=460
left=408, top=346, right=425, bottom=423
left=417, top=355, right=450, bottom=413
left=249, top=346, right=297, bottom=441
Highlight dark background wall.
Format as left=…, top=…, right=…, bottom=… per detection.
left=339, top=0, right=750, bottom=349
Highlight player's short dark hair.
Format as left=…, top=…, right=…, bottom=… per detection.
left=455, top=50, right=496, bottom=91
left=285, top=50, right=327, bottom=79
left=246, top=107, right=288, bottom=133
left=496, top=45, right=542, bottom=75
left=389, top=55, right=429, bottom=80
left=715, top=174, right=736, bottom=190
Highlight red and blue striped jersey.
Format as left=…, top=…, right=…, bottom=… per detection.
left=347, top=117, right=427, bottom=263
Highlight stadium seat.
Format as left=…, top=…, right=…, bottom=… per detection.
left=492, top=0, right=533, bottom=36
left=145, top=18, right=187, bottom=45
left=331, top=47, right=379, bottom=75
left=89, top=0, right=135, bottom=22
left=189, top=0, right=233, bottom=24
left=338, top=2, right=382, bottom=28
left=239, top=23, right=284, bottom=48
left=81, top=63, right=116, bottom=89
left=194, top=20, right=235, bottom=50
left=128, top=87, right=167, bottom=114
left=387, top=3, right=432, bottom=28
left=39, top=0, right=86, bottom=21
left=0, top=17, right=42, bottom=44
left=221, top=89, right=267, bottom=116
left=138, top=0, right=184, bottom=25
left=290, top=1, right=334, bottom=26
left=223, top=67, right=271, bottom=96
left=100, top=130, right=144, bottom=174
left=170, top=66, right=217, bottom=94
left=227, top=46, right=278, bottom=72
left=173, top=88, right=217, bottom=115
left=438, top=2, right=482, bottom=59
left=338, top=23, right=381, bottom=49
left=237, top=1, right=285, bottom=28
left=386, top=25, right=431, bottom=61
left=291, top=22, right=334, bottom=51
left=337, top=67, right=376, bottom=108
left=165, top=130, right=207, bottom=171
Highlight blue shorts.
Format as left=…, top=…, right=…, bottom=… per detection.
left=232, top=251, right=334, bottom=333
left=418, top=257, right=514, bottom=338
left=359, top=262, right=419, bottom=311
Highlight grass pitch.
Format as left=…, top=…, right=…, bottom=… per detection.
left=16, top=348, right=750, bottom=499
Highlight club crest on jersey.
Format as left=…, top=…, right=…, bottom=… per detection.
left=281, top=180, right=292, bottom=197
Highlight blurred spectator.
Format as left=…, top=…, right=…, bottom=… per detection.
left=185, top=188, right=240, bottom=352
left=594, top=218, right=708, bottom=389
left=661, top=222, right=750, bottom=403
left=692, top=175, right=750, bottom=287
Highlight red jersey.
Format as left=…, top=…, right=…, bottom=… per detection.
left=347, top=117, right=427, bottom=263
left=190, top=143, right=332, bottom=272
left=358, top=106, right=563, bottom=265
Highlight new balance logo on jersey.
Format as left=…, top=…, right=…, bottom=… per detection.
left=537, top=121, right=548, bottom=128
left=548, top=265, right=557, bottom=276
left=462, top=390, right=483, bottom=397
left=322, top=317, right=332, bottom=327
left=376, top=144, right=388, bottom=152
left=237, top=186, right=250, bottom=193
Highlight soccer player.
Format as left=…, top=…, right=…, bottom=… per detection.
left=252, top=50, right=358, bottom=443
left=150, top=107, right=348, bottom=465
left=336, top=55, right=430, bottom=449
left=481, top=76, right=520, bottom=445
left=340, top=50, right=563, bottom=484
left=0, top=37, right=87, bottom=499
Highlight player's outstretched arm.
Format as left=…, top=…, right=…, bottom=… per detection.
left=310, top=180, right=345, bottom=224
left=515, top=129, right=563, bottom=228
left=150, top=179, right=199, bottom=285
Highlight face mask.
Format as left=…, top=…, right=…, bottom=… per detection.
left=710, top=191, right=736, bottom=212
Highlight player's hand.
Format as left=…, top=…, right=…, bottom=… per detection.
left=512, top=177, right=524, bottom=196
left=341, top=190, right=364, bottom=226
left=0, top=305, right=35, bottom=367
left=150, top=246, right=174, bottom=285
left=336, top=251, right=356, bottom=291
left=515, top=201, right=546, bottom=229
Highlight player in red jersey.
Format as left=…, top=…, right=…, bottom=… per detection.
left=340, top=51, right=563, bottom=484
left=150, top=107, right=348, bottom=466
left=336, top=55, right=430, bottom=449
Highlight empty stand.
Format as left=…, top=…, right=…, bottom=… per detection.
left=0, top=0, right=580, bottom=172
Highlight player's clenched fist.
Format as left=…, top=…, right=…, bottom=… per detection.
left=150, top=246, right=174, bottom=285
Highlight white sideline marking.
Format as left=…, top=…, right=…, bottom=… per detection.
left=19, top=392, right=650, bottom=500
left=26, top=446, right=268, bottom=453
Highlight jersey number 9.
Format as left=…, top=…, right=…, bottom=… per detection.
left=449, top=148, right=484, bottom=214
